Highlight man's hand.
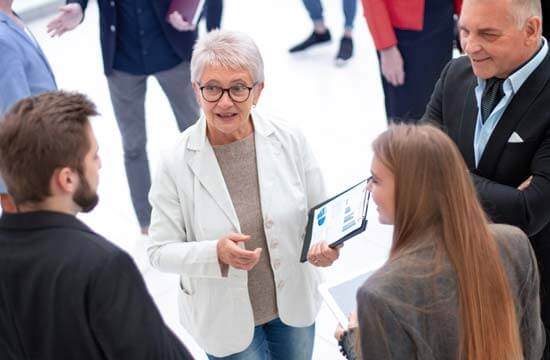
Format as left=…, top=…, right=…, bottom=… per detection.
left=518, top=176, right=533, bottom=191
left=307, top=241, right=342, bottom=267
left=380, top=45, right=405, bottom=87
left=217, top=233, right=262, bottom=271
left=47, top=4, right=83, bottom=37
left=167, top=11, right=195, bottom=31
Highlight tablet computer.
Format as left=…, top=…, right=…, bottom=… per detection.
left=318, top=268, right=374, bottom=328
left=300, top=178, right=370, bottom=262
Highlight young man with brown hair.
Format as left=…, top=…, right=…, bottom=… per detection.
left=0, top=91, right=193, bottom=360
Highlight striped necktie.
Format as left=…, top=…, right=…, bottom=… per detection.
left=481, top=78, right=505, bottom=124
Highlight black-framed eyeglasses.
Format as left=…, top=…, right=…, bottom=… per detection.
left=198, top=83, right=257, bottom=103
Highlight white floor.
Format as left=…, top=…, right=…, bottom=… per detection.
left=27, top=1, right=394, bottom=358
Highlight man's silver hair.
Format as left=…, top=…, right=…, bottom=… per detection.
left=190, top=30, right=264, bottom=83
left=513, top=0, right=542, bottom=27
left=466, top=0, right=542, bottom=27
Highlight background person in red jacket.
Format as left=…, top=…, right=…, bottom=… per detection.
left=362, top=0, right=462, bottom=123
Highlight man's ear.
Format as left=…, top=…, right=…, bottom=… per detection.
left=51, top=167, right=78, bottom=195
left=524, top=16, right=542, bottom=44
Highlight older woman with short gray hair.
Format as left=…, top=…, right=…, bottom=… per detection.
left=148, top=30, right=332, bottom=359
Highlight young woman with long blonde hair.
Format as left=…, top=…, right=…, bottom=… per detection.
left=337, top=124, right=544, bottom=359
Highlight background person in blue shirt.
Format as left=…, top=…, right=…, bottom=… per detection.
left=47, top=0, right=200, bottom=234
left=0, top=0, right=57, bottom=212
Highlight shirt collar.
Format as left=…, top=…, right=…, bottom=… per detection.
left=0, top=11, right=12, bottom=26
left=0, top=10, right=20, bottom=26
left=0, top=211, right=95, bottom=234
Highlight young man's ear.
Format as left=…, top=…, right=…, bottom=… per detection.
left=52, top=167, right=79, bottom=194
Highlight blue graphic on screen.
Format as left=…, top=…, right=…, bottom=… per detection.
left=317, top=207, right=327, bottom=226
left=342, top=200, right=356, bottom=232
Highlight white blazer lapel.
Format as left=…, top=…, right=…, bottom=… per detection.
left=186, top=117, right=240, bottom=231
left=253, top=111, right=282, bottom=214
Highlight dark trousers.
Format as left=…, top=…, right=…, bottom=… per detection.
left=107, top=61, right=199, bottom=228
left=203, top=0, right=223, bottom=31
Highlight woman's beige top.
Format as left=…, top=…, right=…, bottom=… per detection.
left=213, top=133, right=278, bottom=326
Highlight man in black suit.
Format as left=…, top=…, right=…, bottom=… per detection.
left=47, top=0, right=200, bottom=235
left=423, top=0, right=550, bottom=355
left=0, top=92, right=193, bottom=360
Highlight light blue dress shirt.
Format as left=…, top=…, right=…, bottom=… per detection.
left=474, top=38, right=548, bottom=166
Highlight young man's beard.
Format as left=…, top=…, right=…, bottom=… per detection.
left=73, top=172, right=99, bottom=213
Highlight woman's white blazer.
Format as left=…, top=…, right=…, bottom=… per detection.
left=148, top=109, right=327, bottom=357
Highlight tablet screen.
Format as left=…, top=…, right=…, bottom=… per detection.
left=310, top=180, right=368, bottom=246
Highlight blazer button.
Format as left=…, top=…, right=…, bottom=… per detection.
left=265, top=218, right=273, bottom=229
left=273, top=259, right=281, bottom=270
left=271, top=240, right=279, bottom=249
left=110, top=25, right=116, bottom=32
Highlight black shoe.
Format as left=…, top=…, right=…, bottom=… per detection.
left=335, top=36, right=353, bottom=65
left=289, top=30, right=332, bottom=53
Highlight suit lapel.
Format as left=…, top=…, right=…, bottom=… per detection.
left=186, top=118, right=240, bottom=231
left=477, top=52, right=550, bottom=175
left=459, top=77, right=478, bottom=169
left=25, top=32, right=57, bottom=87
left=253, top=113, right=280, bottom=217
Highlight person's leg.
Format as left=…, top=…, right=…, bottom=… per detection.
left=302, top=0, right=325, bottom=31
left=289, top=0, right=331, bottom=53
left=106, top=70, right=152, bottom=231
left=154, top=61, right=200, bottom=133
left=205, top=0, right=223, bottom=31
left=342, top=0, right=356, bottom=36
left=207, top=325, right=269, bottom=360
left=335, top=0, right=357, bottom=64
left=264, top=318, right=315, bottom=360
